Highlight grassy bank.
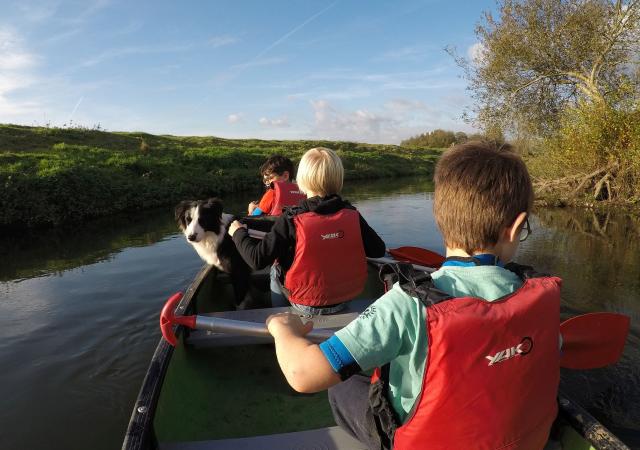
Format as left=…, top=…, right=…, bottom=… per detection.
left=0, top=124, right=442, bottom=228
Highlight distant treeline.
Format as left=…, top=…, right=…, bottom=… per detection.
left=401, top=129, right=489, bottom=149
left=0, top=124, right=443, bottom=229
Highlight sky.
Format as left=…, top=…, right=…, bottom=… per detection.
left=0, top=0, right=496, bottom=144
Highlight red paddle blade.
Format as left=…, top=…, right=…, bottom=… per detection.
left=388, top=246, right=445, bottom=268
left=160, top=292, right=196, bottom=347
left=560, top=312, right=630, bottom=369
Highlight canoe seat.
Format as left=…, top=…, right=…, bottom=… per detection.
left=159, top=426, right=367, bottom=450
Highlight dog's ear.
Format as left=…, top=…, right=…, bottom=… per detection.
left=175, top=201, right=194, bottom=228
left=203, top=198, right=223, bottom=217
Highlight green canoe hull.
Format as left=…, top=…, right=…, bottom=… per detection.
left=123, top=264, right=629, bottom=450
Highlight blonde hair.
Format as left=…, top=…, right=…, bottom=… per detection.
left=296, top=147, right=344, bottom=196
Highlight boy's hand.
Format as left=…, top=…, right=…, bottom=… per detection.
left=267, top=312, right=313, bottom=338
left=248, top=201, right=258, bottom=214
left=228, top=220, right=247, bottom=237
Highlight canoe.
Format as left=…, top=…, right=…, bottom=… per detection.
left=122, top=261, right=630, bottom=450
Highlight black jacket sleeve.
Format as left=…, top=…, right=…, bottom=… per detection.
left=358, top=214, right=386, bottom=258
left=232, top=215, right=294, bottom=270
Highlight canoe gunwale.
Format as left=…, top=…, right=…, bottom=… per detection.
left=557, top=392, right=630, bottom=450
left=122, top=264, right=214, bottom=450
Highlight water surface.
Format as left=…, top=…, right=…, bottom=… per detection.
left=1, top=177, right=638, bottom=449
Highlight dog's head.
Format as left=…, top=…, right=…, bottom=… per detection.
left=175, top=198, right=224, bottom=243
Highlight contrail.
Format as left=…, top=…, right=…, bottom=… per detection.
left=68, top=96, right=84, bottom=122
left=247, top=0, right=339, bottom=66
left=194, top=1, right=339, bottom=111
left=222, top=0, right=339, bottom=81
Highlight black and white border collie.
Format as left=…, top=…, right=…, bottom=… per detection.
left=175, top=198, right=255, bottom=309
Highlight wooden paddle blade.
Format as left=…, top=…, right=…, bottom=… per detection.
left=560, top=312, right=630, bottom=369
left=388, top=246, right=445, bottom=268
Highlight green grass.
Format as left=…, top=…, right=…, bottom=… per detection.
left=0, top=124, right=443, bottom=228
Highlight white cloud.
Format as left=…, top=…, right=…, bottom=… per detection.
left=0, top=28, right=40, bottom=119
left=310, top=100, right=397, bottom=143
left=308, top=98, right=473, bottom=144
left=384, top=98, right=427, bottom=112
left=79, top=44, right=192, bottom=68
left=17, top=1, right=60, bottom=23
left=227, top=113, right=243, bottom=124
left=258, top=116, right=290, bottom=127
left=306, top=67, right=463, bottom=91
left=0, top=29, right=37, bottom=70
left=209, top=35, right=240, bottom=48
left=230, top=56, right=286, bottom=71
left=467, top=42, right=486, bottom=64
left=373, top=46, right=433, bottom=62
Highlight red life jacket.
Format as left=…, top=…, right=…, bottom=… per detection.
left=284, top=208, right=367, bottom=306
left=371, top=266, right=561, bottom=450
left=269, top=181, right=306, bottom=216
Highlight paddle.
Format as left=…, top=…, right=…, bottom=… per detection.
left=387, top=246, right=445, bottom=268
left=160, top=292, right=333, bottom=346
left=560, top=312, right=630, bottom=369
left=160, top=291, right=629, bottom=369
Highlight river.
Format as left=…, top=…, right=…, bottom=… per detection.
left=0, top=177, right=638, bottom=449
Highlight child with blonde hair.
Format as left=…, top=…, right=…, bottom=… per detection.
left=229, top=147, right=385, bottom=313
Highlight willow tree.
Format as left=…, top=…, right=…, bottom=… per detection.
left=452, top=0, right=640, bottom=202
left=453, top=0, right=640, bottom=135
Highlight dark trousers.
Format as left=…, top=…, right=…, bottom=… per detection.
left=328, top=374, right=385, bottom=450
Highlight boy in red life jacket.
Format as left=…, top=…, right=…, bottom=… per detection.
left=248, top=155, right=302, bottom=216
left=263, top=141, right=561, bottom=450
left=229, top=147, right=386, bottom=313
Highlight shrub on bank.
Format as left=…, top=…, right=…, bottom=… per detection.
left=528, top=102, right=640, bottom=205
left=0, top=124, right=442, bottom=228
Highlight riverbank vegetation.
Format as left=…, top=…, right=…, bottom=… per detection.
left=0, top=124, right=442, bottom=228
left=453, top=0, right=640, bottom=208
left=401, top=129, right=486, bottom=148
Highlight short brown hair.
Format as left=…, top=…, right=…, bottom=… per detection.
left=260, top=155, right=295, bottom=178
left=296, top=147, right=344, bottom=196
left=433, top=141, right=533, bottom=254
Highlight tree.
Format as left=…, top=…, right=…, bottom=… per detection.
left=451, top=0, right=640, bottom=135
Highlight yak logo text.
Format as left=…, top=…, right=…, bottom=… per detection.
left=485, top=337, right=533, bottom=366
left=321, top=230, right=344, bottom=240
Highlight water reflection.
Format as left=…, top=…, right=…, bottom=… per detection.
left=517, top=208, right=640, bottom=443
left=522, top=208, right=640, bottom=321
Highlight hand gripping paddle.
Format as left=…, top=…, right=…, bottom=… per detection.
left=160, top=292, right=333, bottom=347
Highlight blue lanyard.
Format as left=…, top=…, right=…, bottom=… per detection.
left=442, top=253, right=503, bottom=267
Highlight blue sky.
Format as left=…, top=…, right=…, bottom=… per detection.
left=0, top=0, right=496, bottom=143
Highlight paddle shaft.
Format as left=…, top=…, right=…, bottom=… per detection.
left=194, top=315, right=334, bottom=343
left=191, top=312, right=627, bottom=369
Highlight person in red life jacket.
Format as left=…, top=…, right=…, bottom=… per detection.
left=229, top=147, right=386, bottom=314
left=263, top=141, right=562, bottom=450
left=248, top=155, right=305, bottom=216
